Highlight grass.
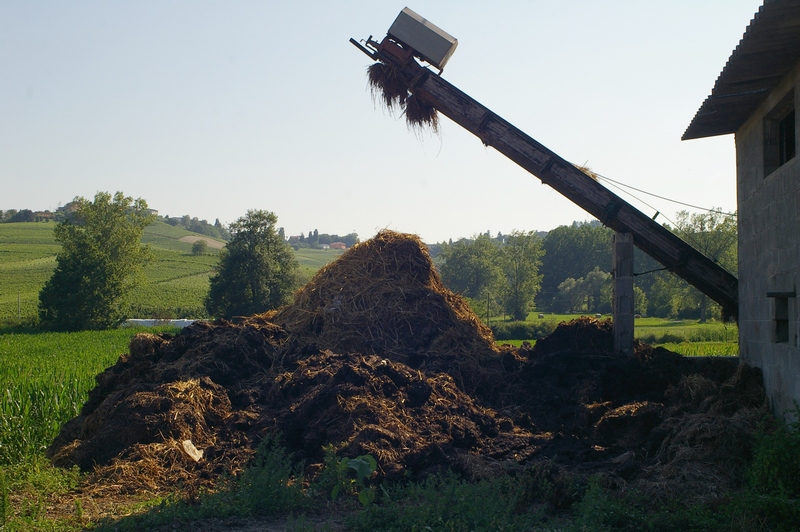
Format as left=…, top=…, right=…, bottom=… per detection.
left=656, top=341, right=738, bottom=356
left=93, top=448, right=800, bottom=531
left=635, top=317, right=738, bottom=343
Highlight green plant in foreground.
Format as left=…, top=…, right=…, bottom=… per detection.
left=348, top=471, right=545, bottom=531
left=0, top=456, right=83, bottom=531
left=234, top=436, right=308, bottom=515
left=317, top=446, right=377, bottom=506
left=747, top=403, right=800, bottom=498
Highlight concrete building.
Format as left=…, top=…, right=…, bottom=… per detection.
left=684, top=0, right=800, bottom=416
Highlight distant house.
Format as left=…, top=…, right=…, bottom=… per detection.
left=684, top=0, right=800, bottom=416
left=57, top=202, right=79, bottom=215
left=33, top=211, right=54, bottom=222
left=320, top=244, right=331, bottom=250
left=330, top=242, right=347, bottom=250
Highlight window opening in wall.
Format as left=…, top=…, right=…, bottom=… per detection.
left=764, top=91, right=796, bottom=176
left=775, top=297, right=789, bottom=343
left=779, top=110, right=795, bottom=165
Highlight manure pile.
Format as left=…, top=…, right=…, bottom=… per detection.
left=48, top=231, right=768, bottom=499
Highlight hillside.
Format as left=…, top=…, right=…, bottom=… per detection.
left=0, top=222, right=343, bottom=323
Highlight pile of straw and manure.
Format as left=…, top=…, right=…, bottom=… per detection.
left=48, top=230, right=768, bottom=500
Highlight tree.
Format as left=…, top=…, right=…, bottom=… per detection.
left=675, top=209, right=737, bottom=322
left=439, top=233, right=544, bottom=321
left=583, top=266, right=611, bottom=312
left=634, top=285, right=648, bottom=316
left=647, top=209, right=737, bottom=320
left=500, top=230, right=544, bottom=320
left=205, top=210, right=299, bottom=318
left=38, top=191, right=155, bottom=331
left=538, top=222, right=612, bottom=310
left=556, top=277, right=583, bottom=313
left=191, top=239, right=208, bottom=256
left=440, top=235, right=504, bottom=300
left=8, top=209, right=35, bottom=223
left=340, top=232, right=360, bottom=248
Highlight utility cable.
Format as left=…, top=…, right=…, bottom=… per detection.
left=593, top=171, right=733, bottom=272
left=593, top=173, right=737, bottom=217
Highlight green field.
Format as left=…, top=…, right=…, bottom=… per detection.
left=0, top=327, right=177, bottom=465
left=0, top=222, right=344, bottom=323
left=494, top=313, right=739, bottom=356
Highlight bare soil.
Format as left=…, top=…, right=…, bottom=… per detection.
left=45, top=230, right=769, bottom=526
left=178, top=235, right=225, bottom=249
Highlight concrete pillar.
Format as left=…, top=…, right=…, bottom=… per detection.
left=613, top=232, right=635, bottom=357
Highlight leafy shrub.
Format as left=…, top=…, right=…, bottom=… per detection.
left=314, top=445, right=377, bottom=506
left=191, top=240, right=208, bottom=256
left=490, top=320, right=555, bottom=341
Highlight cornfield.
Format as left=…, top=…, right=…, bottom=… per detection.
left=0, top=328, right=173, bottom=464
left=655, top=341, right=738, bottom=357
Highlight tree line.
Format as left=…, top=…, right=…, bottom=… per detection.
left=434, top=211, right=737, bottom=322
left=36, top=192, right=307, bottom=331
left=289, top=229, right=360, bottom=250
left=161, top=214, right=231, bottom=241
left=438, top=231, right=543, bottom=321
left=33, top=190, right=737, bottom=332
left=0, top=209, right=40, bottom=223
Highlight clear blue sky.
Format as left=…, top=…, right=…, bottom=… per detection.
left=1, top=1, right=759, bottom=243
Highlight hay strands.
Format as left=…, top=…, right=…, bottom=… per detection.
left=367, top=62, right=440, bottom=133
left=354, top=33, right=441, bottom=133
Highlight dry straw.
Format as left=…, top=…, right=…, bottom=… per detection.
left=272, top=230, right=497, bottom=381
left=367, top=62, right=440, bottom=133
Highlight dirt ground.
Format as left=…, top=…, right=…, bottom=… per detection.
left=178, top=235, right=226, bottom=249
left=46, top=230, right=769, bottom=525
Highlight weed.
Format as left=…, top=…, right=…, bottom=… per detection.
left=316, top=445, right=377, bottom=506
left=348, top=472, right=545, bottom=531
left=516, top=460, right=583, bottom=512
left=572, top=475, right=724, bottom=531
left=747, top=404, right=800, bottom=497
left=234, top=435, right=308, bottom=515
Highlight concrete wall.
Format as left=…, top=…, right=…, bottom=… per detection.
left=736, top=63, right=800, bottom=417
